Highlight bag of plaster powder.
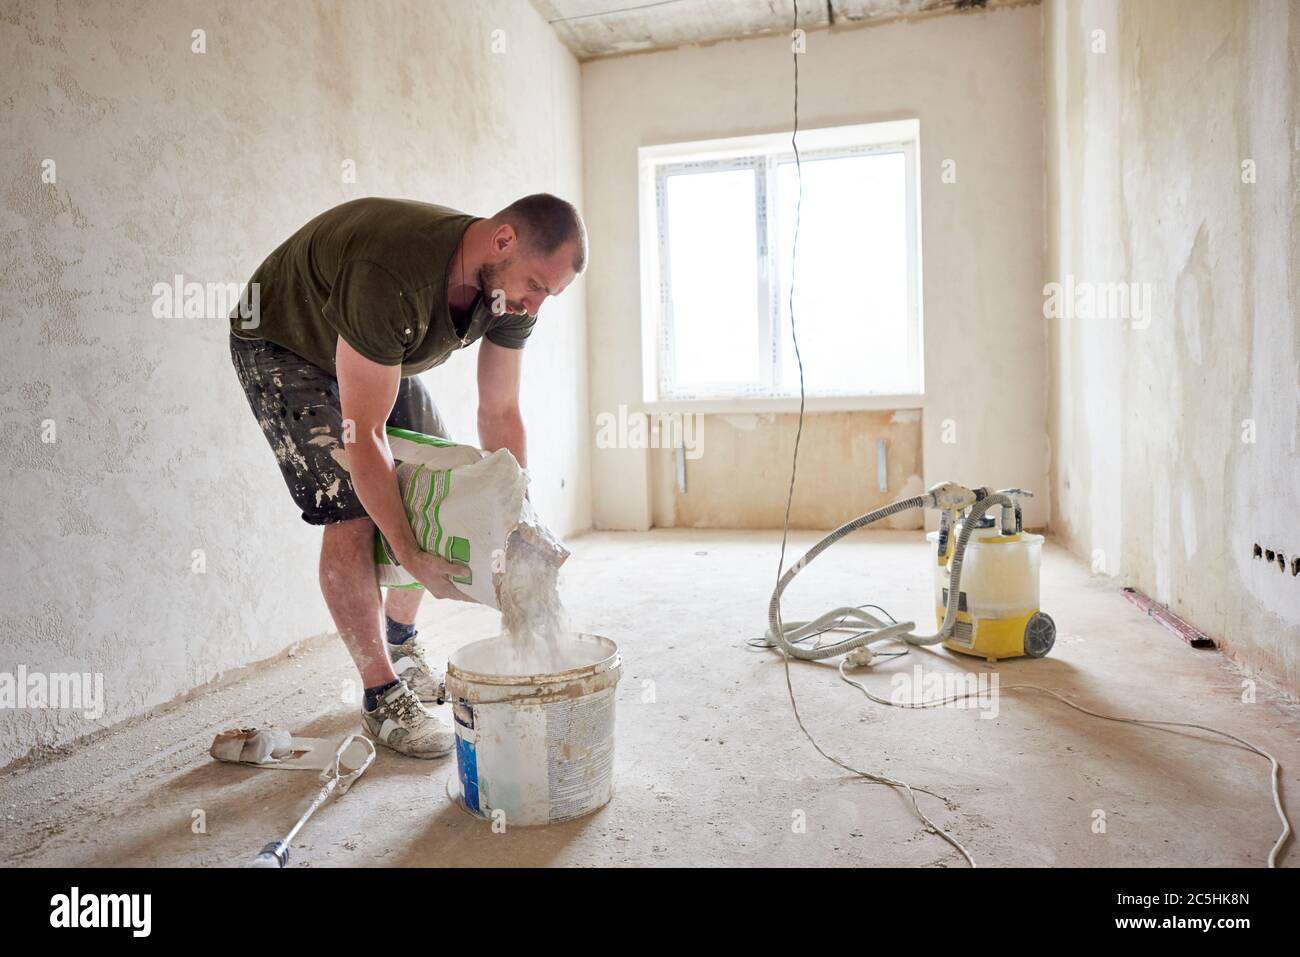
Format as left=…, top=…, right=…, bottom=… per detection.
left=374, top=427, right=568, bottom=609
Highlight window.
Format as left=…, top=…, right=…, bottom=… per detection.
left=638, top=120, right=923, bottom=404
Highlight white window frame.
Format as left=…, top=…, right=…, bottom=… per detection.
left=638, top=120, right=924, bottom=412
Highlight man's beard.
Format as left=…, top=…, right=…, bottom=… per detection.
left=477, top=259, right=526, bottom=316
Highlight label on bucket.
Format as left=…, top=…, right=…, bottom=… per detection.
left=453, top=699, right=475, bottom=730
left=449, top=653, right=620, bottom=826
left=455, top=702, right=481, bottom=814
left=544, top=687, right=616, bottom=822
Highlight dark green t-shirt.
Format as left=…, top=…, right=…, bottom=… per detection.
left=231, top=198, right=535, bottom=376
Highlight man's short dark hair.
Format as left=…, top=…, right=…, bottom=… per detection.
left=494, top=193, right=587, bottom=273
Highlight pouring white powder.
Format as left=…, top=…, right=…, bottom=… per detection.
left=489, top=536, right=592, bottom=675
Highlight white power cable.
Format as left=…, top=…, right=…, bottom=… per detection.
left=768, top=0, right=1288, bottom=873
left=782, top=659, right=977, bottom=867
left=839, top=659, right=1292, bottom=868
left=770, top=0, right=975, bottom=869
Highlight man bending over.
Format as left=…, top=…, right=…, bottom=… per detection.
left=229, top=194, right=586, bottom=758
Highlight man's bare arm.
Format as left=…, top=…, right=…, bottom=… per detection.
left=477, top=338, right=527, bottom=467
left=335, top=337, right=468, bottom=600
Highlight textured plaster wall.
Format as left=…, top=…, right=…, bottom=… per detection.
left=581, top=5, right=1048, bottom=531
left=0, top=0, right=588, bottom=767
left=1045, top=0, right=1300, bottom=690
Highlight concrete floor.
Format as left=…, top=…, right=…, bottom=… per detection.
left=2, top=529, right=1297, bottom=868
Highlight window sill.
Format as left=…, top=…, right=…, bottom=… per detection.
left=640, top=394, right=925, bottom=415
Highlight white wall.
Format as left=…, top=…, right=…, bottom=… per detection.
left=0, top=0, right=588, bottom=768
left=581, top=4, right=1047, bottom=530
left=1045, top=0, right=1300, bottom=691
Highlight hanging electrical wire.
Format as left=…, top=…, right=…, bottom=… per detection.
left=769, top=0, right=977, bottom=868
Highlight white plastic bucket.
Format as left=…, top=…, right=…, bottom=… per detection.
left=445, top=633, right=621, bottom=826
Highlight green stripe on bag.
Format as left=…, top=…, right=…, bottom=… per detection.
left=386, top=426, right=458, bottom=448
left=402, top=464, right=423, bottom=535
left=431, top=469, right=452, bottom=555
left=419, top=470, right=440, bottom=552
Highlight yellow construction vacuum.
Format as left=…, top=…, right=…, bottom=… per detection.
left=764, top=482, right=1055, bottom=666
left=928, top=492, right=1055, bottom=661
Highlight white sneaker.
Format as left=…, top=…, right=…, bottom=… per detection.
left=362, top=682, right=454, bottom=758
left=387, top=637, right=446, bottom=705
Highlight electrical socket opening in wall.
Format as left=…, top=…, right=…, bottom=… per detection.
left=1252, top=542, right=1297, bottom=577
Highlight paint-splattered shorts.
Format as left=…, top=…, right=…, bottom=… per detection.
left=229, top=332, right=450, bottom=525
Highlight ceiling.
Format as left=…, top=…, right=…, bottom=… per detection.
left=531, top=0, right=1025, bottom=61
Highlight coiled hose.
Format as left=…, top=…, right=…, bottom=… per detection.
left=765, top=491, right=1016, bottom=660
